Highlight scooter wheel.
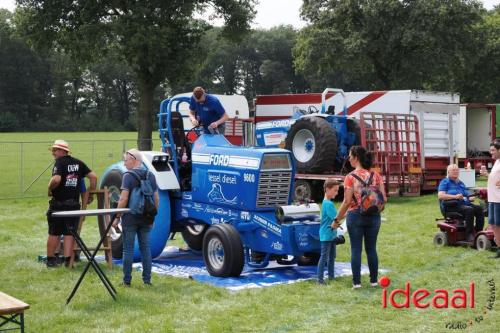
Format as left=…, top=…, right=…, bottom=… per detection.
left=433, top=231, right=448, bottom=246
left=476, top=234, right=492, bottom=251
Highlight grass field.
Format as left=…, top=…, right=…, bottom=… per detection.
left=0, top=133, right=498, bottom=332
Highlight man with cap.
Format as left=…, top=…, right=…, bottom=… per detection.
left=46, top=140, right=97, bottom=267
left=188, top=86, right=229, bottom=135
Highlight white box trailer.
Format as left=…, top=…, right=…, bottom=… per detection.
left=255, top=90, right=461, bottom=191
left=458, top=103, right=500, bottom=170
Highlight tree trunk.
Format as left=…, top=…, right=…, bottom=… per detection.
left=119, top=81, right=130, bottom=124
left=137, top=80, right=156, bottom=151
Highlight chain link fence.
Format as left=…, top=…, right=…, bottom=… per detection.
left=0, top=139, right=162, bottom=199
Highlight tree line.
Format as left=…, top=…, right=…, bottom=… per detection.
left=0, top=1, right=498, bottom=149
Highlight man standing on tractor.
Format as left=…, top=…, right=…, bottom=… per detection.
left=480, top=139, right=500, bottom=259
left=438, top=164, right=484, bottom=243
left=189, top=86, right=229, bottom=135
left=46, top=140, right=97, bottom=267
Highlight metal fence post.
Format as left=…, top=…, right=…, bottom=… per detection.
left=91, top=140, right=95, bottom=169
left=20, top=142, right=24, bottom=198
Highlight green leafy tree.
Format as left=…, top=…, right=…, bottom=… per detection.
left=0, top=8, right=52, bottom=131
left=17, top=0, right=255, bottom=149
left=175, top=25, right=308, bottom=100
left=460, top=7, right=500, bottom=102
left=295, top=0, right=484, bottom=91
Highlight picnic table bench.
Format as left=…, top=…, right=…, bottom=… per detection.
left=0, top=292, right=29, bottom=333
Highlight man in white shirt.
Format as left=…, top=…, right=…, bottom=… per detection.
left=480, top=139, right=500, bottom=258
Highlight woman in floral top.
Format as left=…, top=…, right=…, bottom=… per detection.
left=332, top=146, right=386, bottom=289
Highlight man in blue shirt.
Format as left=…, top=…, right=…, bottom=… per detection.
left=438, top=164, right=484, bottom=242
left=189, top=87, right=229, bottom=134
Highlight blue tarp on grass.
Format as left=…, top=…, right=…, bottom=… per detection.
left=118, top=246, right=375, bottom=291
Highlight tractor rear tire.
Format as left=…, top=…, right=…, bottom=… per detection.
left=181, top=224, right=208, bottom=251
left=203, top=224, right=244, bottom=277
left=346, top=118, right=361, bottom=146
left=101, top=169, right=124, bottom=259
left=433, top=231, right=448, bottom=247
left=475, top=234, right=492, bottom=251
left=285, top=117, right=337, bottom=173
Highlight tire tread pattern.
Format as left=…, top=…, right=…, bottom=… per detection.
left=285, top=117, right=337, bottom=173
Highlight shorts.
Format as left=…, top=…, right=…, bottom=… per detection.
left=47, top=199, right=81, bottom=236
left=488, top=202, right=500, bottom=226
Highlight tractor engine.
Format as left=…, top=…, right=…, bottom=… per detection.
left=190, top=135, right=293, bottom=211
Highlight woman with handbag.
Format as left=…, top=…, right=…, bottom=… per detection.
left=332, top=146, right=386, bottom=289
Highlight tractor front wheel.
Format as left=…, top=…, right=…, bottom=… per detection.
left=203, top=224, right=244, bottom=277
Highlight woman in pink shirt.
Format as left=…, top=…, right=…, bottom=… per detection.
left=480, top=139, right=500, bottom=258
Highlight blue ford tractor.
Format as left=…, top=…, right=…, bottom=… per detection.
left=100, top=96, right=332, bottom=277
left=255, top=88, right=361, bottom=174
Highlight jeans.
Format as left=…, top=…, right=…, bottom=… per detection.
left=488, top=202, right=500, bottom=226
left=122, top=219, right=153, bottom=284
left=317, top=241, right=336, bottom=282
left=346, top=210, right=381, bottom=285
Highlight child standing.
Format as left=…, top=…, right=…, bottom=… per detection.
left=317, top=179, right=340, bottom=284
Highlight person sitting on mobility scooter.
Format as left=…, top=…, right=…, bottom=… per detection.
left=438, top=164, right=485, bottom=243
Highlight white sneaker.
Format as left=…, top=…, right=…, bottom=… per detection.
left=352, top=284, right=361, bottom=289
left=370, top=282, right=378, bottom=287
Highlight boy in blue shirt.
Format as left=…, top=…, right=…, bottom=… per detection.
left=317, top=179, right=341, bottom=284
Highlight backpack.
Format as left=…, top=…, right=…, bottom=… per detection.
left=351, top=172, right=385, bottom=216
left=126, top=170, right=157, bottom=224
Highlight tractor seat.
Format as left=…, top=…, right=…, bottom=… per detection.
left=170, top=111, right=187, bottom=150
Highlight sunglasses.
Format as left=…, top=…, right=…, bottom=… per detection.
left=123, top=152, right=136, bottom=161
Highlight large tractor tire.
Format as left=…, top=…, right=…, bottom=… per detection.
left=202, top=224, right=244, bottom=277
left=285, top=117, right=337, bottom=173
left=100, top=165, right=171, bottom=261
left=100, top=169, right=125, bottom=259
left=346, top=118, right=361, bottom=146
left=181, top=224, right=208, bottom=251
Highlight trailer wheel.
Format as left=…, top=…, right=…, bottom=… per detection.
left=101, top=169, right=124, bottom=259
left=285, top=117, right=337, bottom=173
left=297, top=252, right=320, bottom=266
left=475, top=234, right=492, bottom=251
left=203, top=224, right=244, bottom=277
left=294, top=179, right=312, bottom=202
left=433, top=231, right=448, bottom=247
left=181, top=224, right=208, bottom=251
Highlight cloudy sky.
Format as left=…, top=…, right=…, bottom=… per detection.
left=0, top=0, right=498, bottom=29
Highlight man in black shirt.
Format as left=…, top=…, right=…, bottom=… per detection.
left=46, top=140, right=97, bottom=267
